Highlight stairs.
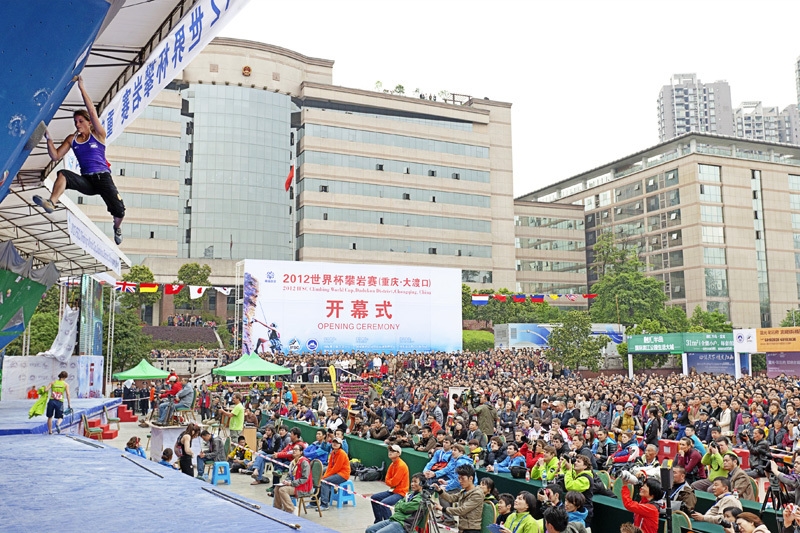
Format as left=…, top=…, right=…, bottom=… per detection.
left=87, top=418, right=118, bottom=440
left=116, top=404, right=138, bottom=423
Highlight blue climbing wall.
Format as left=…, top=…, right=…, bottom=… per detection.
left=0, top=0, right=112, bottom=204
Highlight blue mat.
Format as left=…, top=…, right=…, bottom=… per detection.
left=0, top=397, right=120, bottom=435
left=0, top=435, right=339, bottom=532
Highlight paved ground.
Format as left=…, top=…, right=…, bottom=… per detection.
left=108, top=420, right=393, bottom=533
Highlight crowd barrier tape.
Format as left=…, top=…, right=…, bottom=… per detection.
left=255, top=453, right=460, bottom=532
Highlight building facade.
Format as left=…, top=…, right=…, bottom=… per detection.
left=71, top=38, right=515, bottom=322
left=733, top=101, right=800, bottom=145
left=518, top=133, right=800, bottom=328
left=658, top=74, right=734, bottom=142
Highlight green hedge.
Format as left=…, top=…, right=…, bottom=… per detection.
left=462, top=330, right=494, bottom=352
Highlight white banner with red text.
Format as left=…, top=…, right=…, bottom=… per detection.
left=242, top=260, right=462, bottom=355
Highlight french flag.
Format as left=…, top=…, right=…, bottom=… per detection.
left=471, top=294, right=489, bottom=306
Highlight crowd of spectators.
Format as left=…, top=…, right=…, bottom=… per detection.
left=165, top=313, right=217, bottom=328
left=128, top=346, right=800, bottom=533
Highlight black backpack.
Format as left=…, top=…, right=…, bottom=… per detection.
left=357, top=461, right=386, bottom=482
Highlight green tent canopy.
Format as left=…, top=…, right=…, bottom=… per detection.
left=212, top=352, right=292, bottom=377
left=112, top=359, right=169, bottom=380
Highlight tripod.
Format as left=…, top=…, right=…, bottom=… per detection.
left=407, top=491, right=442, bottom=533
left=761, top=476, right=791, bottom=513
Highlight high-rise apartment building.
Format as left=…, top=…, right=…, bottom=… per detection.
left=732, top=102, right=800, bottom=145
left=657, top=74, right=734, bottom=141
left=517, top=133, right=800, bottom=328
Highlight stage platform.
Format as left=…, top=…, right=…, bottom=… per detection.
left=0, top=397, right=120, bottom=435
left=0, top=434, right=338, bottom=533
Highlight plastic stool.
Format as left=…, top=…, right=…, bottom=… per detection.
left=211, top=461, right=231, bottom=485
left=332, top=480, right=356, bottom=508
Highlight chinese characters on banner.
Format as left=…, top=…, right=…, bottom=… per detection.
left=243, top=260, right=462, bottom=354
left=98, top=0, right=250, bottom=145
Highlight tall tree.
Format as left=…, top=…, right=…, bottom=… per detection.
left=592, top=231, right=627, bottom=280
left=779, top=309, right=800, bottom=327
left=547, top=310, right=610, bottom=371
left=103, top=307, right=153, bottom=373
left=118, top=265, right=162, bottom=320
left=662, top=305, right=690, bottom=333
left=173, top=262, right=212, bottom=311
left=688, top=305, right=732, bottom=332
left=590, top=255, right=667, bottom=327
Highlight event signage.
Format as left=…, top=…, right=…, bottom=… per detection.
left=67, top=211, right=121, bottom=275
left=766, top=352, right=800, bottom=378
left=242, top=260, right=462, bottom=354
left=98, top=0, right=249, bottom=144
left=627, top=332, right=734, bottom=354
left=628, top=333, right=684, bottom=353
left=733, top=328, right=757, bottom=353
left=685, top=352, right=736, bottom=375
left=756, top=328, right=800, bottom=353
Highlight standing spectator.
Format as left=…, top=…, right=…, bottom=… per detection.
left=219, top=393, right=245, bottom=440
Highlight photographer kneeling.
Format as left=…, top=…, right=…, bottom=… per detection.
left=365, top=473, right=425, bottom=533
left=433, top=464, right=484, bottom=533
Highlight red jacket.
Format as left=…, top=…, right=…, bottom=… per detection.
left=160, top=382, right=181, bottom=399
left=275, top=440, right=306, bottom=461
left=621, top=486, right=659, bottom=533
left=519, top=442, right=536, bottom=469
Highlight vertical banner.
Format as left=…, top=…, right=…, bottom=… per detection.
left=79, top=275, right=104, bottom=356
left=242, top=260, right=462, bottom=354
left=98, top=0, right=250, bottom=144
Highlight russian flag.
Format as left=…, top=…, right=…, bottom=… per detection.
left=512, top=295, right=527, bottom=303
left=471, top=294, right=489, bottom=306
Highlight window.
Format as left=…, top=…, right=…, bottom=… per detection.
left=452, top=173, right=460, bottom=180
left=428, top=170, right=437, bottom=177
left=149, top=231, right=154, bottom=239
left=702, top=226, right=724, bottom=244
left=319, top=185, right=329, bottom=193
left=790, top=175, right=800, bottom=191
left=703, top=248, right=726, bottom=265
left=791, top=194, right=800, bottom=210
left=379, top=217, right=383, bottom=224
left=77, top=197, right=84, bottom=205
left=705, top=268, right=729, bottom=297
left=119, top=168, right=125, bottom=176
left=793, top=213, right=800, bottom=229
left=323, top=213, right=328, bottom=221
left=402, top=193, right=411, bottom=200
left=700, top=205, right=724, bottom=223
left=431, top=196, right=436, bottom=203
left=699, top=184, right=722, bottom=203
left=698, top=164, right=721, bottom=183
left=428, top=247, right=437, bottom=255
left=352, top=243, right=357, bottom=250
left=376, top=164, right=384, bottom=171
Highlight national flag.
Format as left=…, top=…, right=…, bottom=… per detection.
left=471, top=295, right=489, bottom=306
left=114, top=281, right=136, bottom=293
left=549, top=294, right=560, bottom=300
left=214, top=286, right=232, bottom=296
left=164, top=284, right=185, bottom=295
left=565, top=294, right=577, bottom=302
left=138, top=283, right=158, bottom=293
left=189, top=286, right=209, bottom=299
left=512, top=295, right=527, bottom=303
left=493, top=294, right=507, bottom=302
left=284, top=165, right=294, bottom=192
left=530, top=295, right=544, bottom=303
left=582, top=294, right=598, bottom=299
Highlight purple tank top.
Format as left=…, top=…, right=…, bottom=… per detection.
left=71, top=133, right=109, bottom=175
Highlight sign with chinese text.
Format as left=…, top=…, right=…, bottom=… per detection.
left=757, top=328, right=800, bottom=353
left=681, top=333, right=734, bottom=353
left=99, top=0, right=249, bottom=144
left=242, top=260, right=462, bottom=354
left=627, top=333, right=684, bottom=353
left=685, top=352, right=736, bottom=376
left=766, top=352, right=800, bottom=378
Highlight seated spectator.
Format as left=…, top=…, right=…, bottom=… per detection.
left=722, top=452, right=755, bottom=501
left=667, top=465, right=697, bottom=513
left=364, top=473, right=424, bottom=533
left=434, top=464, right=484, bottom=531
left=479, top=477, right=499, bottom=503
left=608, top=431, right=640, bottom=474
left=227, top=435, right=253, bottom=473
left=159, top=448, right=179, bottom=469
left=368, top=419, right=389, bottom=441
left=544, top=505, right=588, bottom=533
left=370, top=445, right=409, bottom=524
left=564, top=491, right=588, bottom=528
left=500, top=491, right=539, bottom=533
left=690, top=477, right=742, bottom=525
left=424, top=436, right=453, bottom=474
left=466, top=438, right=485, bottom=466
left=593, top=428, right=617, bottom=467
left=486, top=436, right=508, bottom=466
left=533, top=483, right=565, bottom=520
left=694, top=437, right=730, bottom=491
left=725, top=511, right=770, bottom=533
left=304, top=429, right=332, bottom=464
left=414, top=425, right=437, bottom=454
left=496, top=493, right=514, bottom=525
left=618, top=470, right=663, bottom=533
left=273, top=445, right=312, bottom=515
left=313, top=437, right=350, bottom=510
left=487, top=442, right=526, bottom=474
left=124, top=436, right=146, bottom=458
left=532, top=445, right=560, bottom=482
left=196, top=429, right=225, bottom=480
left=742, top=427, right=770, bottom=478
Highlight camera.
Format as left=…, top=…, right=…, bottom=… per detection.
left=719, top=519, right=739, bottom=532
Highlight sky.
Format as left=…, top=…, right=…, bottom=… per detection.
left=222, top=0, right=800, bottom=197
